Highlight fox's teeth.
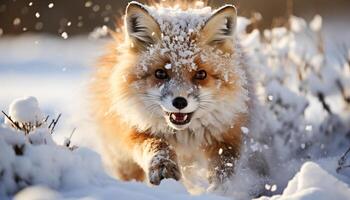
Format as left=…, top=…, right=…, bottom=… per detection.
left=171, top=113, right=177, bottom=120
left=183, top=114, right=188, bottom=121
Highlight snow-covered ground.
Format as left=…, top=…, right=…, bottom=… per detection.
left=1, top=14, right=350, bottom=200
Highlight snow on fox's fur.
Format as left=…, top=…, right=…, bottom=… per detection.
left=91, top=1, right=254, bottom=187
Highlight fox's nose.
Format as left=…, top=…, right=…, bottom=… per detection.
left=172, top=97, right=188, bottom=109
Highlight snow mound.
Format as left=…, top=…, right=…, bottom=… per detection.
left=0, top=97, right=112, bottom=198
left=5, top=96, right=44, bottom=125
left=256, top=162, right=350, bottom=200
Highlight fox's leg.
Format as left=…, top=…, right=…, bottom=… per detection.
left=128, top=133, right=181, bottom=185
left=114, top=159, right=145, bottom=182
left=204, top=142, right=240, bottom=185
left=102, top=144, right=145, bottom=182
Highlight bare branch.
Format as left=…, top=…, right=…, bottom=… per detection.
left=65, top=128, right=76, bottom=148
left=1, top=110, right=21, bottom=130
left=69, top=128, right=76, bottom=140
left=337, top=146, right=350, bottom=173
left=44, top=115, right=49, bottom=123
left=50, top=113, right=62, bottom=134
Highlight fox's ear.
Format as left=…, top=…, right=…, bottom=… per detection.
left=200, top=5, right=237, bottom=51
left=125, top=2, right=161, bottom=50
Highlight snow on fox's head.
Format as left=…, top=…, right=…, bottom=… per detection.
left=109, top=2, right=249, bottom=136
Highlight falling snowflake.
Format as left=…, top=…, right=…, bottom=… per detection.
left=48, top=3, right=54, bottom=8
left=92, top=5, right=100, bottom=12
left=85, top=1, right=93, bottom=8
left=61, top=32, right=68, bottom=39
left=13, top=18, right=21, bottom=26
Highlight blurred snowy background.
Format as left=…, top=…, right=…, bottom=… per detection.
left=0, top=0, right=350, bottom=36
left=1, top=0, right=350, bottom=200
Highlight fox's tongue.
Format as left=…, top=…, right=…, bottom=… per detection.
left=170, top=113, right=188, bottom=122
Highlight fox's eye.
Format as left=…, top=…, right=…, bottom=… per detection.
left=155, top=69, right=168, bottom=79
left=194, top=70, right=207, bottom=80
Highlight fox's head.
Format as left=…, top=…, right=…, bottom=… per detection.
left=109, top=2, right=249, bottom=136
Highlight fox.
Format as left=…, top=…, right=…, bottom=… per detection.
left=91, top=0, right=254, bottom=188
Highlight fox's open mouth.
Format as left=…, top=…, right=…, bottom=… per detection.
left=166, top=112, right=193, bottom=125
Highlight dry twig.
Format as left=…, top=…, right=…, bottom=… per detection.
left=49, top=114, right=62, bottom=134
left=337, top=146, right=350, bottom=173
left=1, top=110, right=21, bottom=130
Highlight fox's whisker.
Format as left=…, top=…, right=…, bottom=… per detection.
left=145, top=103, right=159, bottom=111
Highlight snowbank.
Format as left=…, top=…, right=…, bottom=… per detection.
left=256, top=162, right=350, bottom=200
left=14, top=180, right=229, bottom=200
left=6, top=96, right=44, bottom=125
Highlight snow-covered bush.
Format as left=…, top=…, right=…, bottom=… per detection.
left=0, top=97, right=111, bottom=198
left=223, top=15, right=350, bottom=199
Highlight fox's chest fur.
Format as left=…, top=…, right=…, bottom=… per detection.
left=91, top=1, right=253, bottom=189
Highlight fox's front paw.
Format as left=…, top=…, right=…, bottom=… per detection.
left=148, top=154, right=181, bottom=185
